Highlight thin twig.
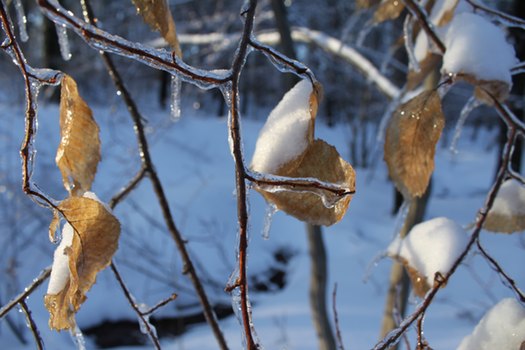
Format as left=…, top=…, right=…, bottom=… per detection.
left=141, top=294, right=178, bottom=316
left=79, top=1, right=229, bottom=348
left=476, top=240, right=525, bottom=302
left=19, top=300, right=44, bottom=350
left=332, top=284, right=345, bottom=350
left=228, top=0, right=259, bottom=348
left=401, top=0, right=446, bottom=54
left=110, top=262, right=162, bottom=350
left=108, top=166, right=147, bottom=209
left=0, top=267, right=51, bottom=319
left=466, top=0, right=525, bottom=28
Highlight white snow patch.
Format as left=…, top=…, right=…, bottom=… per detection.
left=442, top=12, right=517, bottom=84
left=387, top=217, right=468, bottom=286
left=46, top=191, right=109, bottom=295
left=47, top=222, right=74, bottom=295
left=251, top=79, right=313, bottom=174
left=490, top=178, right=525, bottom=216
left=457, top=298, right=525, bottom=350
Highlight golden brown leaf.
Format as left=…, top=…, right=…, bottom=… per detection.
left=258, top=139, right=356, bottom=226
left=373, top=0, right=405, bottom=24
left=384, top=90, right=445, bottom=199
left=57, top=75, right=101, bottom=196
left=356, top=0, right=381, bottom=9
left=406, top=54, right=441, bottom=90
left=132, top=0, right=181, bottom=55
left=45, top=195, right=120, bottom=330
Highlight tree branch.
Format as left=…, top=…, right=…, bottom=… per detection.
left=19, top=300, right=44, bottom=350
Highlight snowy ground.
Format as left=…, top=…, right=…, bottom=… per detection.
left=0, top=99, right=524, bottom=350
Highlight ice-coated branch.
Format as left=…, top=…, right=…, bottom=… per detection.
left=401, top=0, right=445, bottom=54
left=465, top=0, right=525, bottom=28
left=0, top=1, right=61, bottom=209
left=37, top=0, right=228, bottom=88
left=476, top=240, right=525, bottom=302
left=110, top=263, right=162, bottom=350
left=246, top=171, right=355, bottom=197
left=228, top=0, right=259, bottom=348
left=332, top=284, right=345, bottom=350
left=373, top=123, right=520, bottom=349
left=19, top=300, right=44, bottom=350
left=0, top=266, right=51, bottom=319
left=80, top=0, right=229, bottom=348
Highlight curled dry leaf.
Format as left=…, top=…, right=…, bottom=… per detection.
left=45, top=195, right=120, bottom=330
left=132, top=0, right=181, bottom=55
left=373, top=0, right=405, bottom=24
left=356, top=0, right=381, bottom=9
left=258, top=139, right=356, bottom=226
left=484, top=179, right=525, bottom=234
left=384, top=90, right=444, bottom=199
left=57, top=75, right=100, bottom=196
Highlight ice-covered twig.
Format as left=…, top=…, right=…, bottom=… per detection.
left=38, top=0, right=228, bottom=88
left=19, top=300, right=44, bottom=350
left=79, top=1, right=229, bottom=348
left=108, top=167, right=147, bottom=209
left=246, top=171, right=355, bottom=197
left=0, top=266, right=51, bottom=319
left=0, top=1, right=61, bottom=209
left=228, top=1, right=259, bottom=348
left=332, top=284, right=345, bottom=350
left=476, top=240, right=525, bottom=302
left=109, top=263, right=161, bottom=350
left=465, top=0, right=525, bottom=28
left=141, top=293, right=178, bottom=316
left=401, top=0, right=445, bottom=54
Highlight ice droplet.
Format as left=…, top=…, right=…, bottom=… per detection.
left=137, top=303, right=158, bottom=338
left=261, top=203, right=278, bottom=240
left=170, top=75, right=182, bottom=122
left=13, top=0, right=28, bottom=42
left=55, top=24, right=72, bottom=61
left=449, top=96, right=481, bottom=154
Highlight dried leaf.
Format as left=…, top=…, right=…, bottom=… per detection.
left=452, top=74, right=511, bottom=105
left=406, top=54, right=440, bottom=90
left=45, top=195, right=120, bottom=330
left=132, top=0, right=181, bottom=55
left=258, top=139, right=356, bottom=226
left=384, top=90, right=445, bottom=199
left=356, top=0, right=381, bottom=9
left=404, top=258, right=431, bottom=297
left=373, top=0, right=405, bottom=24
left=484, top=179, right=525, bottom=234
left=57, top=75, right=101, bottom=196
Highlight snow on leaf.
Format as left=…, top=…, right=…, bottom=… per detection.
left=442, top=12, right=518, bottom=103
left=258, top=139, right=355, bottom=226
left=457, top=298, right=525, bottom=350
left=387, top=217, right=468, bottom=297
left=384, top=90, right=444, bottom=199
left=251, top=79, right=319, bottom=175
left=56, top=75, right=100, bottom=196
left=373, top=0, right=405, bottom=24
left=45, top=192, right=120, bottom=331
left=132, top=0, right=181, bottom=55
left=484, top=179, right=525, bottom=234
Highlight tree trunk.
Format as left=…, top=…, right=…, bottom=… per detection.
left=307, top=224, right=337, bottom=350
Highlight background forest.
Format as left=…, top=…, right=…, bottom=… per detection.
left=0, top=0, right=524, bottom=349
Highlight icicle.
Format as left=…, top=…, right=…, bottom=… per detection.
left=255, top=182, right=347, bottom=209
left=356, top=20, right=376, bottom=48
left=70, top=324, right=86, bottom=350
left=261, top=203, right=278, bottom=240
left=137, top=303, right=158, bottom=338
left=449, top=96, right=481, bottom=154
left=13, top=0, right=28, bottom=42
left=403, top=15, right=420, bottom=72
left=170, top=75, right=182, bottom=122
left=363, top=251, right=388, bottom=283
left=55, top=24, right=72, bottom=61
left=392, top=200, right=411, bottom=239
